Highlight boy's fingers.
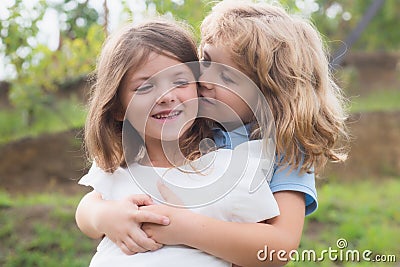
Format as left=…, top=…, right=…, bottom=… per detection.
left=118, top=241, right=138, bottom=255
left=122, top=236, right=148, bottom=253
left=136, top=210, right=170, bottom=225
left=127, top=194, right=153, bottom=206
left=133, top=232, right=163, bottom=251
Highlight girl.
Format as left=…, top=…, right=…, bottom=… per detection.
left=79, top=18, right=280, bottom=267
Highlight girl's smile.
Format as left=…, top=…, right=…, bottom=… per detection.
left=151, top=109, right=183, bottom=122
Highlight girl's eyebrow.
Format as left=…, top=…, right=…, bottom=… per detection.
left=131, top=70, right=191, bottom=84
left=171, top=71, right=189, bottom=77
left=130, top=76, right=151, bottom=84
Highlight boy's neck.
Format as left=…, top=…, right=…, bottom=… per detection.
left=218, top=120, right=250, bottom=132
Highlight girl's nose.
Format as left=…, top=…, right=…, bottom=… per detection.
left=157, top=88, right=177, bottom=104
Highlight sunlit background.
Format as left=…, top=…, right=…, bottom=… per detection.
left=0, top=0, right=399, bottom=266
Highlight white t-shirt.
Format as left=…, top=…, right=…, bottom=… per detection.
left=79, top=140, right=280, bottom=267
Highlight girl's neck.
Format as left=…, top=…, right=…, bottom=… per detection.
left=141, top=138, right=186, bottom=168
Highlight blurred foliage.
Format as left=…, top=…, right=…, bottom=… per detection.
left=1, top=0, right=399, bottom=131
left=312, top=0, right=400, bottom=51
left=1, top=0, right=104, bottom=126
left=145, top=0, right=211, bottom=41
left=0, top=95, right=86, bottom=144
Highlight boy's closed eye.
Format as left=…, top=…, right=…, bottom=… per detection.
left=200, top=58, right=212, bottom=68
left=220, top=71, right=236, bottom=84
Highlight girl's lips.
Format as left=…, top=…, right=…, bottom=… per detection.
left=151, top=110, right=182, bottom=121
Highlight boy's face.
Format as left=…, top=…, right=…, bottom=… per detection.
left=198, top=44, right=258, bottom=130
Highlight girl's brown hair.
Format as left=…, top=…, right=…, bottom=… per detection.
left=201, top=0, right=349, bottom=174
left=85, top=19, right=210, bottom=172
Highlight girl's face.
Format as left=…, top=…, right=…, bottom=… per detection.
left=119, top=52, right=198, bottom=142
left=199, top=44, right=258, bottom=129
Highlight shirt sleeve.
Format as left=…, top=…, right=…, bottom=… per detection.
left=78, top=162, right=115, bottom=200
left=229, top=178, right=280, bottom=223
left=269, top=164, right=318, bottom=216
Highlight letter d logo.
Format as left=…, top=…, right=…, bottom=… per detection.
left=257, top=245, right=268, bottom=261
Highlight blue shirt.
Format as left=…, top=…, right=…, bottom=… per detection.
left=212, top=125, right=318, bottom=215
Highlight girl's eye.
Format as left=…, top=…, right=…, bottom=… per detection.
left=221, top=71, right=235, bottom=84
left=135, top=84, right=153, bottom=93
left=200, top=58, right=211, bottom=68
left=173, top=79, right=190, bottom=88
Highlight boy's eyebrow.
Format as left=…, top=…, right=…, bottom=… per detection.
left=202, top=50, right=241, bottom=80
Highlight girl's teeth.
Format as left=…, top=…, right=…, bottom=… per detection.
left=154, top=111, right=180, bottom=119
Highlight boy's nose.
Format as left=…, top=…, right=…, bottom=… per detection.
left=198, top=84, right=210, bottom=93
left=199, top=81, right=214, bottom=91
left=198, top=84, right=215, bottom=99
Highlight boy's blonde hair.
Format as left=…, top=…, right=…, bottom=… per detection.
left=85, top=19, right=210, bottom=172
left=201, top=0, right=349, bottom=174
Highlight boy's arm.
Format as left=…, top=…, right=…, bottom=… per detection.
left=75, top=191, right=170, bottom=254
left=142, top=191, right=305, bottom=267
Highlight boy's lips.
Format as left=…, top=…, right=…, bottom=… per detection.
left=200, top=96, right=216, bottom=105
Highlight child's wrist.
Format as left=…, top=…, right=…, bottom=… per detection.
left=93, top=200, right=112, bottom=234
left=178, top=211, right=203, bottom=245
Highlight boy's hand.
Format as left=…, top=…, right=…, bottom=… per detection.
left=140, top=180, right=191, bottom=245
left=140, top=203, right=193, bottom=246
left=96, top=194, right=170, bottom=255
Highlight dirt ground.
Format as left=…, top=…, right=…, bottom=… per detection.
left=322, top=111, right=400, bottom=182
left=0, top=129, right=90, bottom=195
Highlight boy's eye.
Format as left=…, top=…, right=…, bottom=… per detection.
left=135, top=83, right=153, bottom=93
left=173, top=79, right=190, bottom=88
left=200, top=58, right=211, bottom=68
left=220, top=71, right=235, bottom=84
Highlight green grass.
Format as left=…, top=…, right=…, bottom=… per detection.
left=287, top=178, right=400, bottom=266
left=1, top=179, right=399, bottom=266
left=0, top=191, right=96, bottom=267
left=0, top=95, right=86, bottom=145
left=349, top=89, right=400, bottom=113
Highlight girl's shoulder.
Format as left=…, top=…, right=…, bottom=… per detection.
left=78, top=162, right=131, bottom=199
